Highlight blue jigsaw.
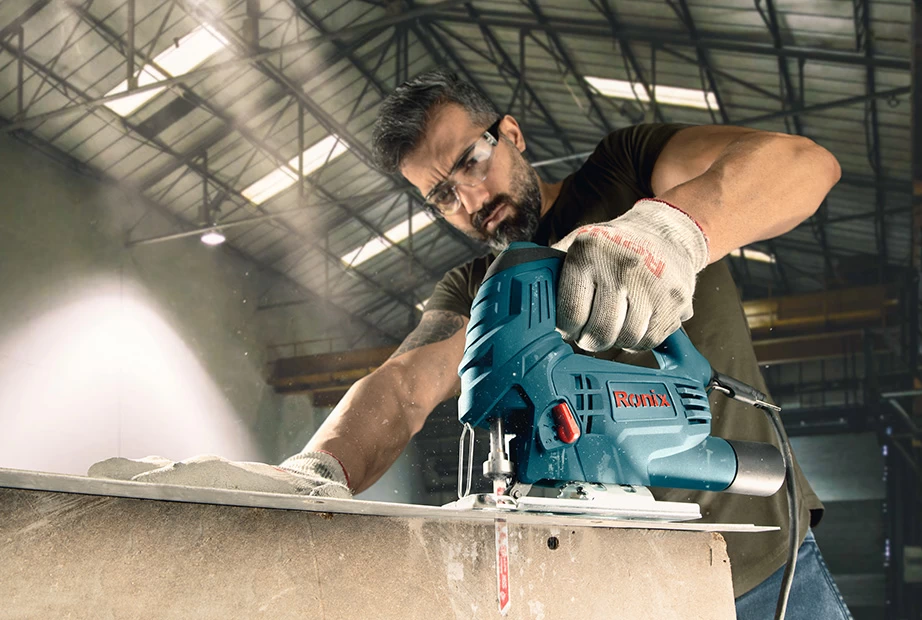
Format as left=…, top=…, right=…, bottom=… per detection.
left=456, top=242, right=785, bottom=515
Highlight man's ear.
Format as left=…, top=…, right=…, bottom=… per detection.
left=499, top=114, right=526, bottom=153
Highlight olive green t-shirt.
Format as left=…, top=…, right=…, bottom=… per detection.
left=426, top=123, right=823, bottom=596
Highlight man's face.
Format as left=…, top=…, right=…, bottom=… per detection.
left=400, top=104, right=542, bottom=252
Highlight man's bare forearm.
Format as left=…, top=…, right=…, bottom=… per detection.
left=305, top=311, right=468, bottom=494
left=653, top=128, right=841, bottom=262
left=305, top=366, right=420, bottom=494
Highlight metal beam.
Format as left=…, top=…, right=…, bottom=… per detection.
left=0, top=1, right=50, bottom=43
left=910, top=0, right=922, bottom=430
left=427, top=10, right=910, bottom=71
left=127, top=189, right=409, bottom=246
left=126, top=0, right=135, bottom=88
left=658, top=46, right=783, bottom=103
left=592, top=0, right=665, bottom=123
left=852, top=0, right=888, bottom=278
left=452, top=5, right=579, bottom=157
left=16, top=27, right=23, bottom=117
left=914, top=0, right=922, bottom=274
left=0, top=0, right=473, bottom=134
left=755, top=0, right=833, bottom=289
left=752, top=330, right=890, bottom=365
left=522, top=0, right=612, bottom=133
left=738, top=86, right=910, bottom=126
left=755, top=0, right=803, bottom=134
left=668, top=0, right=729, bottom=124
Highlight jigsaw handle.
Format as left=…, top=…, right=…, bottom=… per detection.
left=650, top=329, right=713, bottom=386
left=488, top=242, right=714, bottom=385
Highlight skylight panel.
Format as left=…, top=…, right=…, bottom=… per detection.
left=416, top=297, right=430, bottom=312
left=104, top=24, right=228, bottom=116
left=585, top=76, right=719, bottom=111
left=241, top=135, right=349, bottom=205
left=104, top=66, right=167, bottom=117
left=241, top=168, right=298, bottom=205
left=387, top=211, right=435, bottom=244
left=288, top=135, right=350, bottom=174
left=155, top=24, right=227, bottom=77
left=340, top=237, right=392, bottom=268
left=341, top=211, right=436, bottom=268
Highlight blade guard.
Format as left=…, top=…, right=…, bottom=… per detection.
left=457, top=242, right=778, bottom=495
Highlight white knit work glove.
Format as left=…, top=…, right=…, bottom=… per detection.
left=551, top=199, right=709, bottom=352
left=88, top=451, right=352, bottom=499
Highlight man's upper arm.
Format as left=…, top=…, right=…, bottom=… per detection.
left=650, top=125, right=759, bottom=196
left=385, top=309, right=469, bottom=415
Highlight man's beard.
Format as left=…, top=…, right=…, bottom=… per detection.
left=470, top=156, right=543, bottom=253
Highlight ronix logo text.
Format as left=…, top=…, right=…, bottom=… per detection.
left=613, top=390, right=671, bottom=408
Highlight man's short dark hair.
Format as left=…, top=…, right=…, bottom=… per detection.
left=372, top=68, right=499, bottom=175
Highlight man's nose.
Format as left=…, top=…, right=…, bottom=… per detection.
left=456, top=183, right=490, bottom=215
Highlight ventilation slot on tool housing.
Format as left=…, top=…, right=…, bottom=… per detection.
left=571, top=374, right=605, bottom=434
left=675, top=382, right=710, bottom=424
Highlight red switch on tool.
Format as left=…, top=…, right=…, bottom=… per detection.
left=552, top=402, right=580, bottom=444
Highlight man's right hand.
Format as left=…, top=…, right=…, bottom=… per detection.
left=88, top=451, right=351, bottom=499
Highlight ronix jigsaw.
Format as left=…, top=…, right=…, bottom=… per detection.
left=447, top=242, right=789, bottom=522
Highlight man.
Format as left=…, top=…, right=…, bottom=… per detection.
left=310, top=68, right=849, bottom=618
left=93, top=69, right=849, bottom=618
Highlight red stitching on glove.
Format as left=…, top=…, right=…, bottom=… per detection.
left=317, top=449, right=352, bottom=489
left=641, top=198, right=711, bottom=248
left=575, top=225, right=667, bottom=278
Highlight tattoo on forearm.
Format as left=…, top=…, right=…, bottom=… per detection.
left=390, top=311, right=465, bottom=359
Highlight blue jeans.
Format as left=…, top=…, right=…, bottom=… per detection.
left=735, top=530, right=853, bottom=620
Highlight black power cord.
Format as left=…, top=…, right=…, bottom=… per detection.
left=764, top=405, right=799, bottom=620
left=710, top=371, right=799, bottom=620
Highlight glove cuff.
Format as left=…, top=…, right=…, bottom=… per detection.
left=630, top=198, right=710, bottom=271
left=278, top=450, right=351, bottom=490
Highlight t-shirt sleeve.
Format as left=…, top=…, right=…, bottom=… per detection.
left=589, top=123, right=689, bottom=197
left=423, top=259, right=486, bottom=318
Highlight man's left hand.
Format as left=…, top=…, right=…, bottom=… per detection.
left=552, top=199, right=710, bottom=351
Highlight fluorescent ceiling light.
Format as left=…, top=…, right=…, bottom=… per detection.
left=730, top=248, right=776, bottom=263
left=242, top=135, right=349, bottom=205
left=200, top=229, right=226, bottom=246
left=104, top=24, right=227, bottom=116
left=416, top=297, right=430, bottom=312
left=341, top=211, right=436, bottom=268
left=585, top=76, right=719, bottom=110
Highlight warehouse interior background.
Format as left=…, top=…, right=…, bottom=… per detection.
left=0, top=0, right=919, bottom=617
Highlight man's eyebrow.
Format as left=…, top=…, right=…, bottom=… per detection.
left=425, top=178, right=449, bottom=199
left=425, top=142, right=475, bottom=197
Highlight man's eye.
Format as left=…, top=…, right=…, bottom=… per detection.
left=432, top=185, right=454, bottom=205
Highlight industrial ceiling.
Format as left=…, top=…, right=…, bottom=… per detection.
left=0, top=0, right=913, bottom=348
